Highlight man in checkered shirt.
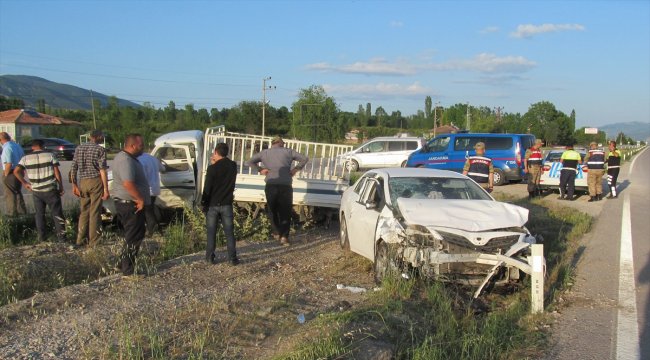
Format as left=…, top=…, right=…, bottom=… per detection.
left=71, top=130, right=110, bottom=247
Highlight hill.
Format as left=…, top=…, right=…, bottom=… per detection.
left=598, top=121, right=650, bottom=142
left=0, top=75, right=140, bottom=110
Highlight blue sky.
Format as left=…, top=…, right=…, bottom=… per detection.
left=1, top=0, right=649, bottom=128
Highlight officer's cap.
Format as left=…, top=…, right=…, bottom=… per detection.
left=589, top=141, right=598, bottom=147
left=535, top=139, right=543, bottom=145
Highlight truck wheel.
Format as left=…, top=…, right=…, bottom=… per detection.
left=493, top=169, right=506, bottom=186
left=339, top=216, right=350, bottom=251
left=346, top=160, right=359, bottom=172
left=374, top=242, right=404, bottom=283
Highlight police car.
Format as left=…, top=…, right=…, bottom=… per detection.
left=538, top=149, right=588, bottom=194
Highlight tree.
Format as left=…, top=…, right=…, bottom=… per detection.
left=375, top=106, right=387, bottom=127
left=425, top=96, right=432, bottom=120
left=292, top=85, right=343, bottom=142
left=366, top=103, right=371, bottom=120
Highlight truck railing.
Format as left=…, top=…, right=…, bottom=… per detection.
left=204, top=129, right=353, bottom=182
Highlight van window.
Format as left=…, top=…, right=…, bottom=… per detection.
left=485, top=137, right=513, bottom=150
left=427, top=136, right=450, bottom=152
left=521, top=136, right=535, bottom=150
left=388, top=141, right=404, bottom=151
left=454, top=137, right=479, bottom=151
left=405, top=141, right=419, bottom=150
left=362, top=141, right=385, bottom=153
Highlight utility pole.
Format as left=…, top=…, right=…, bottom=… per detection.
left=466, top=103, right=471, bottom=132
left=433, top=101, right=440, bottom=137
left=90, top=89, right=97, bottom=130
left=494, top=106, right=503, bottom=123
left=262, top=77, right=275, bottom=137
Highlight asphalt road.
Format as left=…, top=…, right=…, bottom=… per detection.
left=546, top=146, right=650, bottom=360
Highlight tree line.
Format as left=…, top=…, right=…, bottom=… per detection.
left=0, top=86, right=639, bottom=149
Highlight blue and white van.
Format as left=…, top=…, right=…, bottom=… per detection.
left=405, top=133, right=536, bottom=186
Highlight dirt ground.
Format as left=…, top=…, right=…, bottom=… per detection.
left=0, top=180, right=611, bottom=359
left=0, top=229, right=375, bottom=359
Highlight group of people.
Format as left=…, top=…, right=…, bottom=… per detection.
left=200, top=136, right=308, bottom=266
left=525, top=139, right=621, bottom=201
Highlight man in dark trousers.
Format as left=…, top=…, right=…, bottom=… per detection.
left=13, top=139, right=66, bottom=242
left=559, top=143, right=582, bottom=201
left=0, top=132, right=27, bottom=215
left=606, top=140, right=621, bottom=199
left=246, top=136, right=308, bottom=246
left=111, top=134, right=149, bottom=277
left=201, top=142, right=239, bottom=265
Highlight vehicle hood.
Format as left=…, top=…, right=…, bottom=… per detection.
left=396, top=198, right=529, bottom=232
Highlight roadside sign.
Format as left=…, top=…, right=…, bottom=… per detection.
left=585, top=127, right=598, bottom=134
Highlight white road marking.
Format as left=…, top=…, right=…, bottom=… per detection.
left=616, top=193, right=640, bottom=360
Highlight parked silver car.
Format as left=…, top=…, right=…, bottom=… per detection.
left=339, top=168, right=539, bottom=297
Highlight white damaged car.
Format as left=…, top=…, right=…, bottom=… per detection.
left=339, top=168, right=539, bottom=297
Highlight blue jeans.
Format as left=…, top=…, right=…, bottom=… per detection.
left=206, top=205, right=237, bottom=262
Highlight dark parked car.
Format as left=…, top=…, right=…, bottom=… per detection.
left=22, top=138, right=77, bottom=160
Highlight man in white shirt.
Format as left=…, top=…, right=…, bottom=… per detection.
left=137, top=152, right=164, bottom=236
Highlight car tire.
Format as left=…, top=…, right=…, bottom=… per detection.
left=346, top=160, right=359, bottom=172
left=374, top=241, right=404, bottom=284
left=401, top=160, right=408, bottom=168
left=339, top=215, right=350, bottom=251
left=493, top=169, right=506, bottom=186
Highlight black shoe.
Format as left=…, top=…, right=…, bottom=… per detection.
left=597, top=194, right=603, bottom=201
left=588, top=196, right=596, bottom=202
left=230, top=258, right=240, bottom=266
left=568, top=196, right=576, bottom=201
left=206, top=256, right=217, bottom=265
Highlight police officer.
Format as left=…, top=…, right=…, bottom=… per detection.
left=584, top=141, right=605, bottom=202
left=606, top=140, right=621, bottom=199
left=524, top=139, right=544, bottom=199
left=559, top=143, right=582, bottom=201
left=462, top=142, right=494, bottom=192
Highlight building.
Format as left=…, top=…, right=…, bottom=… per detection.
left=0, top=109, right=82, bottom=142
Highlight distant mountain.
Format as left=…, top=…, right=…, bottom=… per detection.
left=598, top=121, right=650, bottom=142
left=0, top=75, right=140, bottom=110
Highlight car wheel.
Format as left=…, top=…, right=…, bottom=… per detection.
left=401, top=160, right=408, bottom=168
left=493, top=169, right=506, bottom=186
left=374, top=241, right=404, bottom=283
left=339, top=215, right=350, bottom=251
left=346, top=160, right=359, bottom=172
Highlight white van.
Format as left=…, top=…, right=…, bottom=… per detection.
left=341, top=136, right=424, bottom=171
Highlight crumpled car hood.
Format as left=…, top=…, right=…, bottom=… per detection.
left=396, top=198, right=529, bottom=232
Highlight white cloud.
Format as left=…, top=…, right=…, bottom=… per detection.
left=305, top=53, right=535, bottom=76
left=510, top=23, right=585, bottom=38
left=389, top=20, right=403, bottom=28
left=323, top=82, right=431, bottom=99
left=479, top=26, right=499, bottom=34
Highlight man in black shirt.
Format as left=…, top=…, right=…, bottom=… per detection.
left=201, top=143, right=239, bottom=265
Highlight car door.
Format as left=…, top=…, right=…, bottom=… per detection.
left=347, top=177, right=383, bottom=260
left=357, top=140, right=386, bottom=168
left=153, top=144, right=196, bottom=208
left=423, top=136, right=451, bottom=169
left=382, top=141, right=407, bottom=167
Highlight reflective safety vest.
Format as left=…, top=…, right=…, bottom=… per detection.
left=467, top=156, right=491, bottom=183
left=560, top=150, right=581, bottom=171
left=586, top=149, right=605, bottom=169
left=527, top=148, right=543, bottom=167
left=607, top=150, right=621, bottom=169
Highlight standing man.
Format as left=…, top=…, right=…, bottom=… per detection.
left=606, top=140, right=621, bottom=199
left=137, top=152, right=164, bottom=236
left=71, top=130, right=109, bottom=247
left=559, top=144, right=582, bottom=201
left=13, top=139, right=66, bottom=242
left=584, top=141, right=606, bottom=202
left=111, top=134, right=149, bottom=277
left=462, top=142, right=494, bottom=193
left=246, top=136, right=308, bottom=246
left=0, top=132, right=27, bottom=215
left=201, top=142, right=239, bottom=265
left=524, top=139, right=544, bottom=199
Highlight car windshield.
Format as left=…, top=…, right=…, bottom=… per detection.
left=388, top=176, right=492, bottom=204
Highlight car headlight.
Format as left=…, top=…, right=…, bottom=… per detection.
left=405, top=224, right=440, bottom=246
